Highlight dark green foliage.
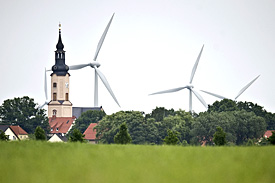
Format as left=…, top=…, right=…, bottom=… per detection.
left=0, top=130, right=9, bottom=141
left=213, top=126, right=226, bottom=146
left=145, top=107, right=175, bottom=121
left=114, top=123, right=132, bottom=144
left=208, top=99, right=238, bottom=113
left=191, top=110, right=266, bottom=145
left=34, top=126, right=46, bottom=141
left=163, top=129, right=179, bottom=145
left=95, top=111, right=144, bottom=144
left=0, top=96, right=49, bottom=133
left=69, top=129, right=85, bottom=143
left=209, top=99, right=275, bottom=130
left=68, top=110, right=106, bottom=136
left=268, top=131, right=275, bottom=145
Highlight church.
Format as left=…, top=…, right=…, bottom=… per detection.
left=47, top=25, right=102, bottom=138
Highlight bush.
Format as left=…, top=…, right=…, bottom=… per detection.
left=163, top=129, right=179, bottom=145
left=0, top=130, right=9, bottom=141
left=34, top=126, right=46, bottom=141
left=114, top=123, right=132, bottom=144
left=213, top=126, right=226, bottom=146
left=69, top=129, right=86, bottom=143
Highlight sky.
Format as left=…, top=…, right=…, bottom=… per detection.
left=1, top=0, right=275, bottom=115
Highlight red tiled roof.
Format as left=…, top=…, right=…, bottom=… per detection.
left=10, top=125, right=28, bottom=135
left=264, top=130, right=274, bottom=138
left=83, top=123, right=97, bottom=140
left=49, top=116, right=76, bottom=134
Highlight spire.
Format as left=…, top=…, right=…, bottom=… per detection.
left=51, top=23, right=69, bottom=76
left=56, top=23, right=64, bottom=51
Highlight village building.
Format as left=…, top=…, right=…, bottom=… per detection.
left=83, top=123, right=98, bottom=144
left=0, top=125, right=28, bottom=141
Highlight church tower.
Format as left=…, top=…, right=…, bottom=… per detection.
left=48, top=24, right=72, bottom=117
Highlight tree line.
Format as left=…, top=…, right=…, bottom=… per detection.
left=93, top=99, right=275, bottom=145
left=1, top=96, right=275, bottom=145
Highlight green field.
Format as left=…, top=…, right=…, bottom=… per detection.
left=0, top=141, right=274, bottom=183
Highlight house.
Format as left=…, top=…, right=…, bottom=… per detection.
left=83, top=123, right=98, bottom=144
left=48, top=133, right=68, bottom=142
left=49, top=116, right=76, bottom=136
left=0, top=125, right=28, bottom=141
left=10, top=125, right=28, bottom=140
left=264, top=130, right=274, bottom=138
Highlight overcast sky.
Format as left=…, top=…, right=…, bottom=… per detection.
left=1, top=0, right=275, bottom=115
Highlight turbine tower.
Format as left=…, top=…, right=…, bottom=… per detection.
left=201, top=75, right=260, bottom=100
left=149, top=45, right=208, bottom=112
left=39, top=68, right=49, bottom=109
left=69, top=13, right=120, bottom=107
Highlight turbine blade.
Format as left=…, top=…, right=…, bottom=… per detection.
left=69, top=63, right=90, bottom=70
left=200, top=90, right=226, bottom=99
left=44, top=68, right=48, bottom=100
left=235, top=75, right=260, bottom=100
left=93, top=13, right=115, bottom=61
left=149, top=86, right=188, bottom=95
left=94, top=67, right=120, bottom=107
left=191, top=89, right=208, bottom=108
left=190, top=45, right=204, bottom=84
left=39, top=101, right=48, bottom=109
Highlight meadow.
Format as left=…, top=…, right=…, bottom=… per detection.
left=0, top=141, right=274, bottom=183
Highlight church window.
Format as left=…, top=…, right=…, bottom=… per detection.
left=66, top=93, right=69, bottom=101
left=53, top=93, right=57, bottom=101
left=53, top=109, right=57, bottom=116
left=53, top=83, right=57, bottom=87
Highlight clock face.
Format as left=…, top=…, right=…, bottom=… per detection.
left=65, top=83, right=69, bottom=88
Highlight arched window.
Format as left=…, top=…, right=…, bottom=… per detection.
left=53, top=93, right=57, bottom=101
left=53, top=109, right=57, bottom=116
left=53, top=83, right=57, bottom=88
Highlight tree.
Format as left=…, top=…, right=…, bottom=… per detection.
left=191, top=110, right=266, bottom=145
left=268, top=131, right=275, bottom=145
left=114, top=123, right=132, bottom=144
left=0, top=130, right=9, bottom=141
left=213, top=126, right=226, bottom=146
left=34, top=126, right=46, bottom=140
left=145, top=107, right=175, bottom=121
left=163, top=129, right=179, bottom=145
left=0, top=96, right=49, bottom=134
left=69, top=129, right=85, bottom=143
left=68, top=110, right=106, bottom=135
left=95, top=111, right=145, bottom=144
left=208, top=99, right=238, bottom=113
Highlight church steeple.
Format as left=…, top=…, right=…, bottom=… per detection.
left=48, top=23, right=72, bottom=118
left=56, top=23, right=64, bottom=51
left=51, top=23, right=69, bottom=76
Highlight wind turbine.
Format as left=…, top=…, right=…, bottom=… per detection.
left=149, top=45, right=208, bottom=112
left=38, top=68, right=49, bottom=109
left=68, top=13, right=120, bottom=107
left=201, top=75, right=260, bottom=100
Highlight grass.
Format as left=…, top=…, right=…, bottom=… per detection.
left=0, top=141, right=274, bottom=183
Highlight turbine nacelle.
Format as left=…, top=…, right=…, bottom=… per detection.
left=90, top=62, right=101, bottom=68
left=187, top=84, right=194, bottom=89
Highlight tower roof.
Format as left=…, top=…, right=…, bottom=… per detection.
left=56, top=23, right=64, bottom=51
left=51, top=23, right=69, bottom=76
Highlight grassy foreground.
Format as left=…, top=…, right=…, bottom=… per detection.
left=0, top=141, right=274, bottom=183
